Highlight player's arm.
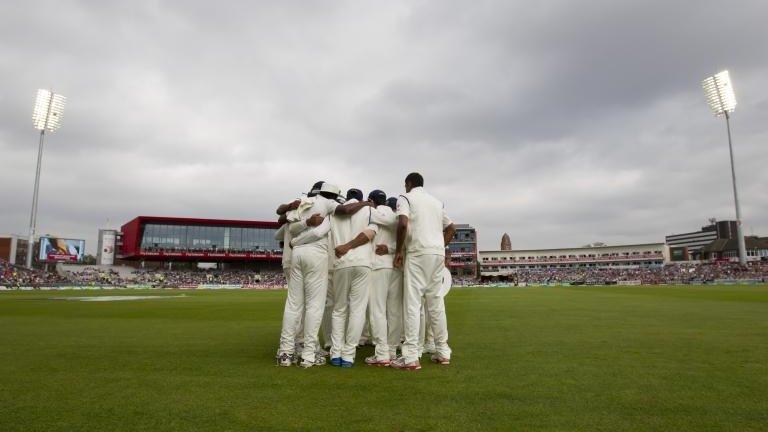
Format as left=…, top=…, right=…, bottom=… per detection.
left=288, top=213, right=325, bottom=236
left=291, top=217, right=331, bottom=248
left=335, top=225, right=378, bottom=258
left=394, top=196, right=410, bottom=268
left=375, top=240, right=396, bottom=256
left=443, top=223, right=456, bottom=246
left=274, top=224, right=286, bottom=241
left=442, top=207, right=456, bottom=260
left=443, top=208, right=456, bottom=246
left=369, top=206, right=396, bottom=227
left=394, top=215, right=408, bottom=268
left=276, top=199, right=301, bottom=216
left=334, top=200, right=371, bottom=216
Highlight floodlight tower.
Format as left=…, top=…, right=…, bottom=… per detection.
left=701, top=70, right=747, bottom=265
left=26, top=89, right=66, bottom=269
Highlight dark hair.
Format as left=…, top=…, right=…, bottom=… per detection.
left=405, top=172, right=424, bottom=187
left=386, top=197, right=398, bottom=211
left=308, top=181, right=324, bottom=197
left=368, top=190, right=387, bottom=206
left=346, top=188, right=363, bottom=201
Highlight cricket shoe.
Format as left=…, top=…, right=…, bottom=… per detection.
left=430, top=354, right=450, bottom=365
left=299, top=356, right=326, bottom=368
left=364, top=356, right=391, bottom=367
left=330, top=357, right=343, bottom=367
left=316, top=347, right=329, bottom=358
left=276, top=352, right=294, bottom=367
left=390, top=357, right=421, bottom=371
left=340, top=359, right=354, bottom=368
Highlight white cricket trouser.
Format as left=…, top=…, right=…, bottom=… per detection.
left=369, top=268, right=403, bottom=360
left=418, top=298, right=426, bottom=355
left=284, top=268, right=304, bottom=346
left=331, top=266, right=371, bottom=362
left=321, top=274, right=334, bottom=348
left=386, top=270, right=404, bottom=358
left=419, top=298, right=438, bottom=355
left=360, top=307, right=371, bottom=344
left=278, top=246, right=329, bottom=363
left=423, top=267, right=450, bottom=352
left=402, top=254, right=451, bottom=363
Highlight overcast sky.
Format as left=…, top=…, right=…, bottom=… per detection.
left=1, top=0, right=767, bottom=254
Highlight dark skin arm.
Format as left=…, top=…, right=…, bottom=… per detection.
left=443, top=223, right=456, bottom=262
left=443, top=223, right=456, bottom=246
left=276, top=200, right=301, bottom=216
left=281, top=212, right=323, bottom=229
left=394, top=215, right=409, bottom=268
left=334, top=200, right=371, bottom=216
left=335, top=231, right=374, bottom=258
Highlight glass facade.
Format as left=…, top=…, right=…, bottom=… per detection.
left=447, top=225, right=478, bottom=278
left=140, top=223, right=280, bottom=252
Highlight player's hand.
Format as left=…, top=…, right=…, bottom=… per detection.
left=335, top=244, right=351, bottom=258
left=375, top=244, right=389, bottom=256
left=394, top=252, right=404, bottom=268
left=307, top=213, right=324, bottom=227
left=288, top=199, right=301, bottom=210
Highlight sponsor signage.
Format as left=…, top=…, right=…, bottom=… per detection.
left=136, top=250, right=281, bottom=261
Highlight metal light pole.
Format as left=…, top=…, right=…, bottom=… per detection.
left=702, top=71, right=747, bottom=265
left=26, top=89, right=66, bottom=269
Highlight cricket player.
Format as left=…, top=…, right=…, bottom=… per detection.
left=274, top=223, right=304, bottom=359
left=329, top=189, right=378, bottom=367
left=275, top=182, right=370, bottom=368
left=274, top=181, right=325, bottom=359
left=365, top=190, right=403, bottom=365
left=291, top=192, right=346, bottom=352
left=392, top=173, right=456, bottom=370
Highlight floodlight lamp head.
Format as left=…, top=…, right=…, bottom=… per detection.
left=32, top=89, right=66, bottom=132
left=702, top=70, right=736, bottom=117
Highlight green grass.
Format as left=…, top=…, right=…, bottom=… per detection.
left=1, top=285, right=767, bottom=431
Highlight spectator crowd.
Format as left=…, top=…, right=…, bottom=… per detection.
left=494, top=262, right=768, bottom=285
left=0, top=259, right=68, bottom=287
left=0, top=259, right=285, bottom=288
left=2, top=258, right=766, bottom=289
left=130, top=269, right=286, bottom=288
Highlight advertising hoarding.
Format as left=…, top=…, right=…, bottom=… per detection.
left=39, top=237, right=85, bottom=262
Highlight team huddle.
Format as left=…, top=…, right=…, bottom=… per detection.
left=274, top=172, right=456, bottom=370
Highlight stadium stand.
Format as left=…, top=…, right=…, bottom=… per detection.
left=2, top=258, right=766, bottom=288
left=1, top=259, right=285, bottom=289
left=0, top=259, right=68, bottom=287
left=483, top=262, right=768, bottom=285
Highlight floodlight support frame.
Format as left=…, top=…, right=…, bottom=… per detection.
left=724, top=111, right=747, bottom=266
left=26, top=89, right=55, bottom=269
left=26, top=130, right=46, bottom=269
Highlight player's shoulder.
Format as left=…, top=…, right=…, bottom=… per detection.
left=419, top=189, right=443, bottom=206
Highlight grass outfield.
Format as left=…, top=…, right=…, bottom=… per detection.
left=1, top=286, right=767, bottom=431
